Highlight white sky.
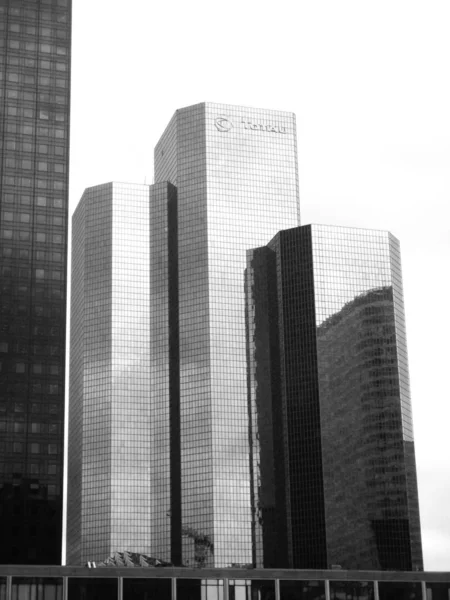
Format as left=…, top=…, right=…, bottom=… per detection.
left=68, top=0, right=450, bottom=570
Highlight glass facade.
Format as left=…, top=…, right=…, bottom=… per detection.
left=378, top=581, right=422, bottom=599
left=279, top=580, right=326, bottom=600
left=154, top=103, right=300, bottom=566
left=328, top=580, right=374, bottom=599
left=67, top=183, right=152, bottom=564
left=246, top=225, right=423, bottom=570
left=229, top=579, right=275, bottom=600
left=123, top=577, right=172, bottom=600
left=0, top=567, right=447, bottom=600
left=149, top=182, right=178, bottom=563
left=0, top=0, right=71, bottom=564
left=11, top=578, right=62, bottom=600
left=426, top=582, right=450, bottom=599
left=68, top=578, right=118, bottom=600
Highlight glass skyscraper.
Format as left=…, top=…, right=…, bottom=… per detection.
left=0, top=0, right=71, bottom=564
left=67, top=104, right=300, bottom=566
left=67, top=183, right=152, bottom=565
left=246, top=224, right=423, bottom=570
left=67, top=105, right=423, bottom=571
left=153, top=103, right=300, bottom=567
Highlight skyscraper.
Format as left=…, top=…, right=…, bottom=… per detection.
left=246, top=224, right=423, bottom=570
left=67, top=183, right=152, bottom=565
left=152, top=103, right=300, bottom=566
left=68, top=103, right=300, bottom=566
left=0, top=0, right=71, bottom=564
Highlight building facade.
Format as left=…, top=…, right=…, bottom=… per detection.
left=67, top=183, right=153, bottom=565
left=246, top=225, right=423, bottom=570
left=1, top=564, right=449, bottom=600
left=152, top=103, right=300, bottom=566
left=0, top=0, right=71, bottom=564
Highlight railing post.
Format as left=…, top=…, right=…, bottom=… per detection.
left=223, top=578, right=229, bottom=600
left=421, top=580, right=427, bottom=600
left=275, top=579, right=280, bottom=600
left=373, top=580, right=379, bottom=600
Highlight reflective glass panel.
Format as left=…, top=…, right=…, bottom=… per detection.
left=155, top=103, right=299, bottom=566
left=378, top=581, right=422, bottom=600
left=177, top=579, right=223, bottom=600
left=123, top=577, right=171, bottom=600
left=425, top=582, right=450, bottom=600
left=68, top=578, right=118, bottom=600
left=12, top=577, right=63, bottom=600
left=279, top=580, right=326, bottom=600
left=0, top=0, right=70, bottom=564
left=67, top=183, right=152, bottom=564
left=329, top=580, right=374, bottom=599
left=229, top=579, right=275, bottom=600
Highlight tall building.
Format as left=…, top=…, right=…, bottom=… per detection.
left=0, top=0, right=71, bottom=564
left=246, top=224, right=423, bottom=570
left=152, top=103, right=300, bottom=566
left=68, top=104, right=300, bottom=566
left=67, top=183, right=152, bottom=565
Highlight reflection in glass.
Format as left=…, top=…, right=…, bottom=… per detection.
left=246, top=225, right=422, bottom=570
left=279, top=580, right=326, bottom=600
left=425, top=582, right=450, bottom=599
left=67, top=578, right=118, bottom=600
left=229, top=579, right=275, bottom=600
left=12, top=577, right=63, bottom=600
left=176, top=579, right=223, bottom=600
left=377, top=581, right=422, bottom=600
left=123, top=578, right=171, bottom=600
left=329, top=580, right=374, bottom=600
left=154, top=103, right=300, bottom=566
left=67, top=183, right=153, bottom=564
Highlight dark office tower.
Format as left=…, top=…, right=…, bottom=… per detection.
left=246, top=224, right=423, bottom=571
left=0, top=0, right=71, bottom=564
left=67, top=183, right=152, bottom=565
left=154, top=103, right=299, bottom=566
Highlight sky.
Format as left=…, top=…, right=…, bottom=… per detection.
left=68, top=0, right=450, bottom=569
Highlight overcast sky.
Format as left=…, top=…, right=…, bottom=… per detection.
left=68, top=0, right=450, bottom=569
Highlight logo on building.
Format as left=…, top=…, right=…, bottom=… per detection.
left=215, top=117, right=233, bottom=132
left=241, top=119, right=287, bottom=134
left=214, top=115, right=288, bottom=134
